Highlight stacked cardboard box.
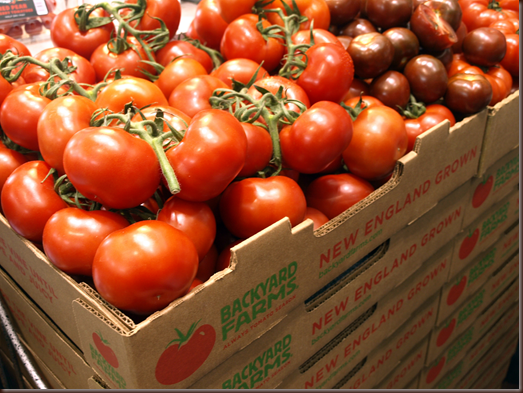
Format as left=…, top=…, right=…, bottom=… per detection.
left=0, top=85, right=518, bottom=388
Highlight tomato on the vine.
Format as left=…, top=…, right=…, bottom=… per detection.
left=0, top=144, right=28, bottom=196
left=342, top=105, right=408, bottom=181
left=219, top=176, right=307, bottom=239
left=93, top=220, right=199, bottom=314
left=280, top=101, right=353, bottom=174
left=404, top=104, right=456, bottom=152
left=126, top=0, right=181, bottom=39
left=43, top=208, right=129, bottom=276
left=155, top=57, right=208, bottom=98
left=1, top=160, right=67, bottom=242
left=0, top=33, right=31, bottom=56
left=155, top=40, right=214, bottom=73
left=37, top=95, right=99, bottom=175
left=297, top=42, right=354, bottom=104
left=210, top=59, right=269, bottom=89
left=63, top=126, right=162, bottom=209
left=192, top=0, right=228, bottom=51
left=166, top=109, right=247, bottom=202
left=237, top=122, right=273, bottom=177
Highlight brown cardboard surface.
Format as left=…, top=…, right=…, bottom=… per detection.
left=329, top=297, right=438, bottom=389
left=437, top=222, right=519, bottom=325
left=191, top=242, right=450, bottom=389
left=375, top=335, right=429, bottom=389
left=421, top=299, right=519, bottom=388
left=463, top=147, right=519, bottom=228
left=427, top=252, right=520, bottom=363
left=0, top=266, right=104, bottom=389
left=449, top=187, right=519, bottom=277
left=455, top=328, right=518, bottom=390
left=478, top=91, right=520, bottom=176
left=483, top=361, right=512, bottom=390
left=404, top=374, right=420, bottom=389
left=0, top=110, right=487, bottom=389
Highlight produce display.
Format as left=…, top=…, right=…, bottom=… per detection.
left=0, top=0, right=519, bottom=322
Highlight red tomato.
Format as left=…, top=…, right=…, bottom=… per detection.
left=263, top=0, right=313, bottom=26
left=305, top=173, right=374, bottom=219
left=210, top=59, right=269, bottom=89
left=0, top=144, right=28, bottom=196
left=0, top=33, right=31, bottom=56
left=343, top=95, right=385, bottom=110
left=297, top=43, right=354, bottom=104
left=237, top=122, right=273, bottom=177
left=155, top=40, right=213, bottom=73
left=37, top=96, right=99, bottom=175
left=23, top=47, right=96, bottom=85
left=216, top=0, right=256, bottom=22
left=155, top=57, right=208, bottom=98
left=342, top=78, right=371, bottom=101
left=0, top=83, right=52, bottom=151
left=43, top=208, right=129, bottom=276
left=500, top=33, right=519, bottom=77
left=166, top=109, right=247, bottom=202
left=63, top=127, right=162, bottom=209
left=220, top=14, right=285, bottom=72
left=126, top=0, right=181, bottom=39
left=90, top=39, right=157, bottom=81
left=300, top=0, right=331, bottom=30
left=215, top=239, right=243, bottom=272
left=343, top=106, right=408, bottom=181
left=304, top=206, right=329, bottom=230
left=168, top=75, right=227, bottom=118
left=93, top=220, right=198, bottom=314
left=193, top=0, right=228, bottom=50
left=460, top=0, right=519, bottom=32
left=0, top=75, right=13, bottom=107
left=157, top=196, right=217, bottom=260
left=130, top=105, right=191, bottom=135
left=50, top=7, right=114, bottom=60
left=404, top=104, right=456, bottom=152
left=187, top=277, right=204, bottom=292
left=280, top=101, right=353, bottom=174
left=292, top=28, right=343, bottom=47
left=410, top=3, right=458, bottom=52
left=219, top=176, right=307, bottom=239
left=1, top=161, right=68, bottom=242
left=95, top=77, right=168, bottom=115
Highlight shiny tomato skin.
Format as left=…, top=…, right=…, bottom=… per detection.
left=168, top=75, right=227, bottom=118
left=297, top=43, right=354, bottom=104
left=0, top=144, right=28, bottom=195
left=500, top=33, right=519, bottom=77
left=404, top=104, right=455, bottom=152
left=237, top=123, right=273, bottom=177
left=0, top=33, right=31, bottom=56
left=0, top=83, right=51, bottom=151
left=462, top=27, right=507, bottom=67
left=324, top=0, right=361, bottom=27
left=304, top=206, right=329, bottom=229
left=130, top=105, right=191, bottom=135
left=155, top=57, right=208, bottom=98
left=0, top=75, right=13, bottom=108
left=93, top=220, right=199, bottom=315
left=444, top=73, right=493, bottom=114
left=50, top=7, right=114, bottom=60
left=382, top=27, right=420, bottom=71
left=280, top=101, right=353, bottom=174
left=220, top=14, right=284, bottom=72
left=369, top=70, right=411, bottom=110
left=216, top=0, right=256, bottom=23
left=126, top=0, right=181, bottom=39
left=193, top=0, right=228, bottom=51
left=219, top=176, right=307, bottom=239
left=305, top=173, right=374, bottom=219
left=95, top=77, right=168, bottom=115
left=210, top=59, right=269, bottom=89
left=43, top=208, right=129, bottom=276
left=37, top=96, right=99, bottom=175
left=410, top=3, right=457, bottom=52
left=90, top=40, right=157, bottom=81
left=157, top=196, right=217, bottom=261
left=364, top=0, right=413, bottom=30
left=23, top=47, right=96, bottom=85
left=347, top=32, right=394, bottom=79
left=63, top=127, right=161, bottom=209
left=155, top=41, right=213, bottom=73
left=403, top=55, right=448, bottom=104
left=300, top=0, right=331, bottom=30
left=291, top=28, right=343, bottom=47
left=166, top=109, right=247, bottom=202
left=342, top=106, right=408, bottom=181
left=1, top=161, right=68, bottom=242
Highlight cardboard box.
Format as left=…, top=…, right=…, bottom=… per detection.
left=278, top=291, right=440, bottom=389
left=463, top=147, right=519, bottom=228
left=375, top=335, right=429, bottom=389
left=437, top=222, right=519, bottom=324
left=449, top=187, right=519, bottom=277
left=427, top=252, right=519, bottom=362
left=191, top=241, right=450, bottom=389
left=404, top=374, right=420, bottom=389
left=0, top=112, right=487, bottom=389
left=478, top=91, right=520, bottom=176
left=420, top=299, right=519, bottom=389
left=0, top=266, right=104, bottom=389
left=484, top=361, right=512, bottom=390
left=455, top=328, right=518, bottom=390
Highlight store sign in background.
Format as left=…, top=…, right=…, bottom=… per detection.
left=0, top=0, right=48, bottom=21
